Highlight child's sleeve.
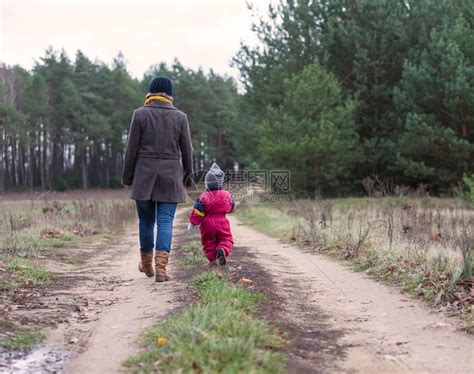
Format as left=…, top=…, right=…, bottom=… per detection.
left=189, top=198, right=206, bottom=225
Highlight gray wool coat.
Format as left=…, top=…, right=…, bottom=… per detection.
left=122, top=101, right=194, bottom=202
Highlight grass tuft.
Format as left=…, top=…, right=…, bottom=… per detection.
left=2, top=328, right=43, bottom=350
left=178, top=240, right=208, bottom=268
left=0, top=280, right=16, bottom=292
left=5, top=257, right=51, bottom=286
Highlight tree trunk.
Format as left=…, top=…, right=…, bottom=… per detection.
left=0, top=142, right=4, bottom=193
left=11, top=135, right=18, bottom=188
left=29, top=129, right=36, bottom=188
left=4, top=140, right=11, bottom=189
left=97, top=142, right=104, bottom=187
left=0, top=127, right=5, bottom=192
left=40, top=126, right=46, bottom=190
left=43, top=128, right=49, bottom=189
left=105, top=143, right=111, bottom=187
left=460, top=101, right=469, bottom=174
left=314, top=162, right=321, bottom=198
left=80, top=147, right=88, bottom=190
left=51, top=130, right=61, bottom=187
left=19, top=144, right=27, bottom=188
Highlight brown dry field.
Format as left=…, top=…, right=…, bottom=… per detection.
left=0, top=189, right=130, bottom=203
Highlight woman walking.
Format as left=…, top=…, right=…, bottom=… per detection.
left=122, top=77, right=193, bottom=282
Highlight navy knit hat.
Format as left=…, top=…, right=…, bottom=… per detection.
left=149, top=76, right=173, bottom=96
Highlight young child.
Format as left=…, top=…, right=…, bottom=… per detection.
left=188, top=163, right=234, bottom=265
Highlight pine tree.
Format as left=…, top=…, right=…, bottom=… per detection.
left=259, top=64, right=360, bottom=196
left=394, top=17, right=474, bottom=190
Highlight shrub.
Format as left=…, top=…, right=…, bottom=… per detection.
left=463, top=174, right=474, bottom=207
left=109, top=176, right=122, bottom=189
left=53, top=178, right=69, bottom=192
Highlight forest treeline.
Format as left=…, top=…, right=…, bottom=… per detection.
left=0, top=0, right=473, bottom=196
left=0, top=52, right=238, bottom=192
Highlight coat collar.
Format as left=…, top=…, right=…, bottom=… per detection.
left=144, top=101, right=177, bottom=110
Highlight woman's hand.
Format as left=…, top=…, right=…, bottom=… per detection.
left=184, top=176, right=193, bottom=188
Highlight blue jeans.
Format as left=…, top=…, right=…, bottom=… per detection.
left=135, top=201, right=177, bottom=253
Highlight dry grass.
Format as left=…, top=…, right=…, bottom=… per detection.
left=237, top=196, right=473, bottom=328
left=0, top=195, right=135, bottom=258
left=291, top=198, right=473, bottom=279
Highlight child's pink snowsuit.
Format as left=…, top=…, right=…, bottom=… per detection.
left=189, top=189, right=234, bottom=262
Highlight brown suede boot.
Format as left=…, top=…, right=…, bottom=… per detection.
left=138, top=251, right=154, bottom=277
left=155, top=251, right=170, bottom=282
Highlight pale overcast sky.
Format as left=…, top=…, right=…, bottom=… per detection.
left=0, top=0, right=272, bottom=80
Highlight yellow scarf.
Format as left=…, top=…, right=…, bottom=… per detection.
left=144, top=95, right=173, bottom=105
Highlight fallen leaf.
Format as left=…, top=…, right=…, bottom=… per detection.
left=43, top=230, right=62, bottom=239
left=156, top=337, right=168, bottom=346
left=239, top=278, right=254, bottom=286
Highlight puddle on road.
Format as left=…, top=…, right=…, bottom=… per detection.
left=0, top=345, right=70, bottom=373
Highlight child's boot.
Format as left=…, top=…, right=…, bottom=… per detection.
left=138, top=251, right=154, bottom=277
left=155, top=251, right=170, bottom=282
left=217, top=248, right=226, bottom=266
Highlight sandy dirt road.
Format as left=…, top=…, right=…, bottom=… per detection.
left=229, top=215, right=474, bottom=374
left=63, top=229, right=188, bottom=374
